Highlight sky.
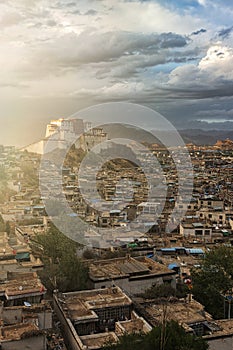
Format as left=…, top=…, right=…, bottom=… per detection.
left=1, top=0, right=233, bottom=146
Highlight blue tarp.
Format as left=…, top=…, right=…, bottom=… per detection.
left=161, top=248, right=176, bottom=252
left=168, top=263, right=179, bottom=269
left=186, top=248, right=204, bottom=255
left=15, top=252, right=30, bottom=260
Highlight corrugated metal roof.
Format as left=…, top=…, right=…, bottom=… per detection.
left=161, top=248, right=176, bottom=252
left=187, top=248, right=204, bottom=255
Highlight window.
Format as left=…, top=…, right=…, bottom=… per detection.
left=190, top=323, right=205, bottom=336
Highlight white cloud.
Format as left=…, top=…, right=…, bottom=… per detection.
left=199, top=45, right=233, bottom=77
left=170, top=44, right=233, bottom=83
left=197, top=0, right=207, bottom=6
left=165, top=44, right=233, bottom=100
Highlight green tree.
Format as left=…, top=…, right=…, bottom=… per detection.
left=32, top=224, right=89, bottom=293
left=146, top=320, right=208, bottom=350
left=143, top=283, right=188, bottom=300
left=64, top=145, right=86, bottom=166
left=0, top=214, right=6, bottom=232
left=103, top=321, right=208, bottom=350
left=192, top=246, right=233, bottom=319
left=21, top=162, right=39, bottom=188
left=104, top=333, right=144, bottom=350
left=0, top=166, right=7, bottom=182
left=0, top=165, right=17, bottom=204
left=5, top=221, right=11, bottom=234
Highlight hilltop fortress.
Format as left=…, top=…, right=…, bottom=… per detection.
left=21, top=118, right=107, bottom=154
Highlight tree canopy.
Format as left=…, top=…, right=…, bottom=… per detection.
left=143, top=282, right=188, bottom=300
left=20, top=162, right=39, bottom=188
left=103, top=320, right=208, bottom=350
left=192, top=246, right=233, bottom=319
left=32, top=224, right=89, bottom=293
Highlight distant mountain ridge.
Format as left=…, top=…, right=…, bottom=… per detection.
left=179, top=129, right=233, bottom=145
left=103, top=125, right=233, bottom=146
left=22, top=126, right=233, bottom=154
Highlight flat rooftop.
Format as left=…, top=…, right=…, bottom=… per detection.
left=145, top=299, right=212, bottom=326
left=116, top=311, right=152, bottom=335
left=0, top=272, right=46, bottom=299
left=118, top=318, right=144, bottom=333
left=0, top=323, right=39, bottom=340
left=89, top=256, right=175, bottom=281
left=203, top=319, right=233, bottom=339
left=80, top=332, right=119, bottom=349
left=58, top=287, right=132, bottom=321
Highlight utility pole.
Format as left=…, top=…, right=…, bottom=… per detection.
left=228, top=296, right=232, bottom=319
left=224, top=296, right=226, bottom=318
left=43, top=303, right=46, bottom=350
left=225, top=294, right=233, bottom=319
left=160, top=303, right=168, bottom=350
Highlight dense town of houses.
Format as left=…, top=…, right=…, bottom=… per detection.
left=0, top=119, right=232, bottom=349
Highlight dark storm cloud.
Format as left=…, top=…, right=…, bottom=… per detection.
left=195, top=108, right=233, bottom=119
left=161, top=83, right=233, bottom=100
left=158, top=33, right=188, bottom=48
left=191, top=28, right=207, bottom=35
left=218, top=25, right=233, bottom=38
left=95, top=47, right=200, bottom=79
left=30, top=31, right=189, bottom=73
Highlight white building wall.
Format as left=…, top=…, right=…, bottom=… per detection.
left=21, top=140, right=46, bottom=155
left=93, top=274, right=176, bottom=295
left=180, top=225, right=195, bottom=237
